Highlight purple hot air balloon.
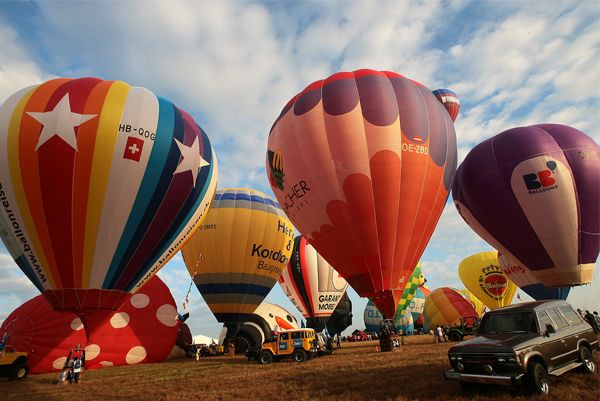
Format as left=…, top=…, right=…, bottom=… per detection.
left=452, top=124, right=599, bottom=287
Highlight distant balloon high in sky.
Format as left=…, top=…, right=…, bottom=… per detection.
left=498, top=253, right=571, bottom=300
left=267, top=69, right=458, bottom=318
left=279, top=235, right=348, bottom=331
left=181, top=188, right=295, bottom=326
left=432, top=89, right=460, bottom=122
left=0, top=77, right=217, bottom=337
left=453, top=124, right=599, bottom=287
left=458, top=251, right=516, bottom=310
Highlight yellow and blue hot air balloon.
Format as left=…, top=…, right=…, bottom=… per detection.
left=181, top=188, right=295, bottom=325
left=0, top=77, right=217, bottom=338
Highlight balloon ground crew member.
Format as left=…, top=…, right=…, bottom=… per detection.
left=69, top=356, right=82, bottom=383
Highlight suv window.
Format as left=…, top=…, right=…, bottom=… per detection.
left=537, top=311, right=554, bottom=331
left=546, top=308, right=569, bottom=330
left=279, top=332, right=289, bottom=340
left=291, top=332, right=302, bottom=340
left=559, top=306, right=583, bottom=326
left=479, top=312, right=537, bottom=333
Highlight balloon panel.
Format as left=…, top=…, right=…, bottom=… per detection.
left=0, top=77, right=217, bottom=314
left=453, top=124, right=599, bottom=287
left=181, top=188, right=295, bottom=324
left=458, top=251, right=516, bottom=309
left=267, top=69, right=457, bottom=318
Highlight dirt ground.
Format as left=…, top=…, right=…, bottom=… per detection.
left=1, top=335, right=598, bottom=401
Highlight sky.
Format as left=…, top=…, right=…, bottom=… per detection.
left=0, top=0, right=599, bottom=340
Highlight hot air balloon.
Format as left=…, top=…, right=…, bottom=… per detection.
left=396, top=263, right=425, bottom=314
left=408, top=285, right=430, bottom=327
left=452, top=124, right=599, bottom=288
left=498, top=253, right=571, bottom=300
left=0, top=78, right=217, bottom=338
left=457, top=251, right=516, bottom=310
left=0, top=275, right=180, bottom=373
left=181, top=188, right=295, bottom=328
left=423, top=287, right=478, bottom=331
left=267, top=69, right=458, bottom=318
left=432, top=89, right=460, bottom=122
left=278, top=235, right=349, bottom=331
left=458, top=289, right=486, bottom=317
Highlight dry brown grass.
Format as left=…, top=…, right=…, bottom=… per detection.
left=1, top=335, right=598, bottom=401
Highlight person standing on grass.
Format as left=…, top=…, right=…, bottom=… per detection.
left=584, top=310, right=600, bottom=334
left=436, top=325, right=445, bottom=343
left=336, top=334, right=341, bottom=349
left=69, top=357, right=82, bottom=384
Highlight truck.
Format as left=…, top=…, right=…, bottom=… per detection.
left=247, top=328, right=318, bottom=364
left=0, top=345, right=29, bottom=381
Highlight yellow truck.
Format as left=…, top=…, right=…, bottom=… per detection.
left=247, top=328, right=318, bottom=364
left=0, top=345, right=29, bottom=381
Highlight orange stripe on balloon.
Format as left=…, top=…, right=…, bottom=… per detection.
left=15, top=78, right=72, bottom=289
left=72, top=80, right=114, bottom=287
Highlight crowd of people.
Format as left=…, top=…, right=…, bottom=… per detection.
left=578, top=309, right=600, bottom=333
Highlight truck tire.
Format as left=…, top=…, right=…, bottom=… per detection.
left=526, top=361, right=549, bottom=395
left=8, top=363, right=29, bottom=381
left=579, top=347, right=596, bottom=374
left=258, top=351, right=272, bottom=365
left=293, top=349, right=307, bottom=363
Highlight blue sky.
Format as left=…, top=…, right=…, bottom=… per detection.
left=0, top=0, right=599, bottom=339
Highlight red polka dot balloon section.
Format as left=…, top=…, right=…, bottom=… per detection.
left=0, top=276, right=179, bottom=374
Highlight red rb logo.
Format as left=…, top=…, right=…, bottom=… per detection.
left=522, top=161, right=557, bottom=190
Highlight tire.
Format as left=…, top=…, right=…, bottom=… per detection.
left=258, top=351, right=272, bottom=365
left=293, top=349, right=307, bottom=363
left=8, top=363, right=29, bottom=381
left=579, top=347, right=596, bottom=374
left=526, top=361, right=549, bottom=395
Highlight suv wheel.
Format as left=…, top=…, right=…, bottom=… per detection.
left=526, top=361, right=549, bottom=395
left=258, top=351, right=272, bottom=365
left=579, top=347, right=596, bottom=374
left=293, top=349, right=307, bottom=363
left=8, top=363, right=29, bottom=381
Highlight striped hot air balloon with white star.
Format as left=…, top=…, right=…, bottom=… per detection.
left=0, top=77, right=218, bottom=337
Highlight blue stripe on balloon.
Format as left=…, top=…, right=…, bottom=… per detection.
left=103, top=97, right=176, bottom=288
left=196, top=283, right=272, bottom=297
left=124, top=128, right=216, bottom=291
left=214, top=191, right=281, bottom=209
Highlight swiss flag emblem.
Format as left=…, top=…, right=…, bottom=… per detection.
left=123, top=136, right=144, bottom=162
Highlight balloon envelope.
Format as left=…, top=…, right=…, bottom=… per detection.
left=423, top=287, right=478, bottom=331
left=363, top=300, right=414, bottom=333
left=498, top=253, right=571, bottom=300
left=452, top=124, right=599, bottom=287
left=181, top=188, right=295, bottom=325
left=409, top=285, right=430, bottom=326
left=458, top=251, right=517, bottom=309
left=325, top=292, right=353, bottom=336
left=279, top=236, right=348, bottom=331
left=458, top=288, right=486, bottom=317
left=0, top=78, right=217, bottom=328
left=267, top=69, right=457, bottom=318
left=432, top=89, right=460, bottom=122
left=396, top=264, right=425, bottom=313
left=0, top=276, right=179, bottom=373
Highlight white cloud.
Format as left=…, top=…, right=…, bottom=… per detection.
left=0, top=23, right=52, bottom=104
left=0, top=251, right=39, bottom=326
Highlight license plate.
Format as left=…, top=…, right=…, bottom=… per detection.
left=445, top=370, right=460, bottom=380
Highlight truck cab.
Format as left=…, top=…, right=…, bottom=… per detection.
left=0, top=345, right=29, bottom=381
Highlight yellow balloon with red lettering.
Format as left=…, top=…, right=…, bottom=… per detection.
left=458, top=251, right=517, bottom=310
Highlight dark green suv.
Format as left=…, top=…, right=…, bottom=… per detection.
left=444, top=300, right=598, bottom=395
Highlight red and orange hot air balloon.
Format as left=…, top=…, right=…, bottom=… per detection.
left=267, top=69, right=458, bottom=318
left=0, top=78, right=218, bottom=339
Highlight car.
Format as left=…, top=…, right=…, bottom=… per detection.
left=444, top=300, right=598, bottom=395
left=0, top=345, right=29, bottom=381
left=246, top=328, right=318, bottom=364
left=446, top=316, right=480, bottom=341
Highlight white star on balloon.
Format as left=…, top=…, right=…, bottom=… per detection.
left=26, top=94, right=97, bottom=151
left=173, top=137, right=210, bottom=187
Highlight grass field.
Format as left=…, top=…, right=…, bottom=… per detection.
left=1, top=335, right=598, bottom=401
